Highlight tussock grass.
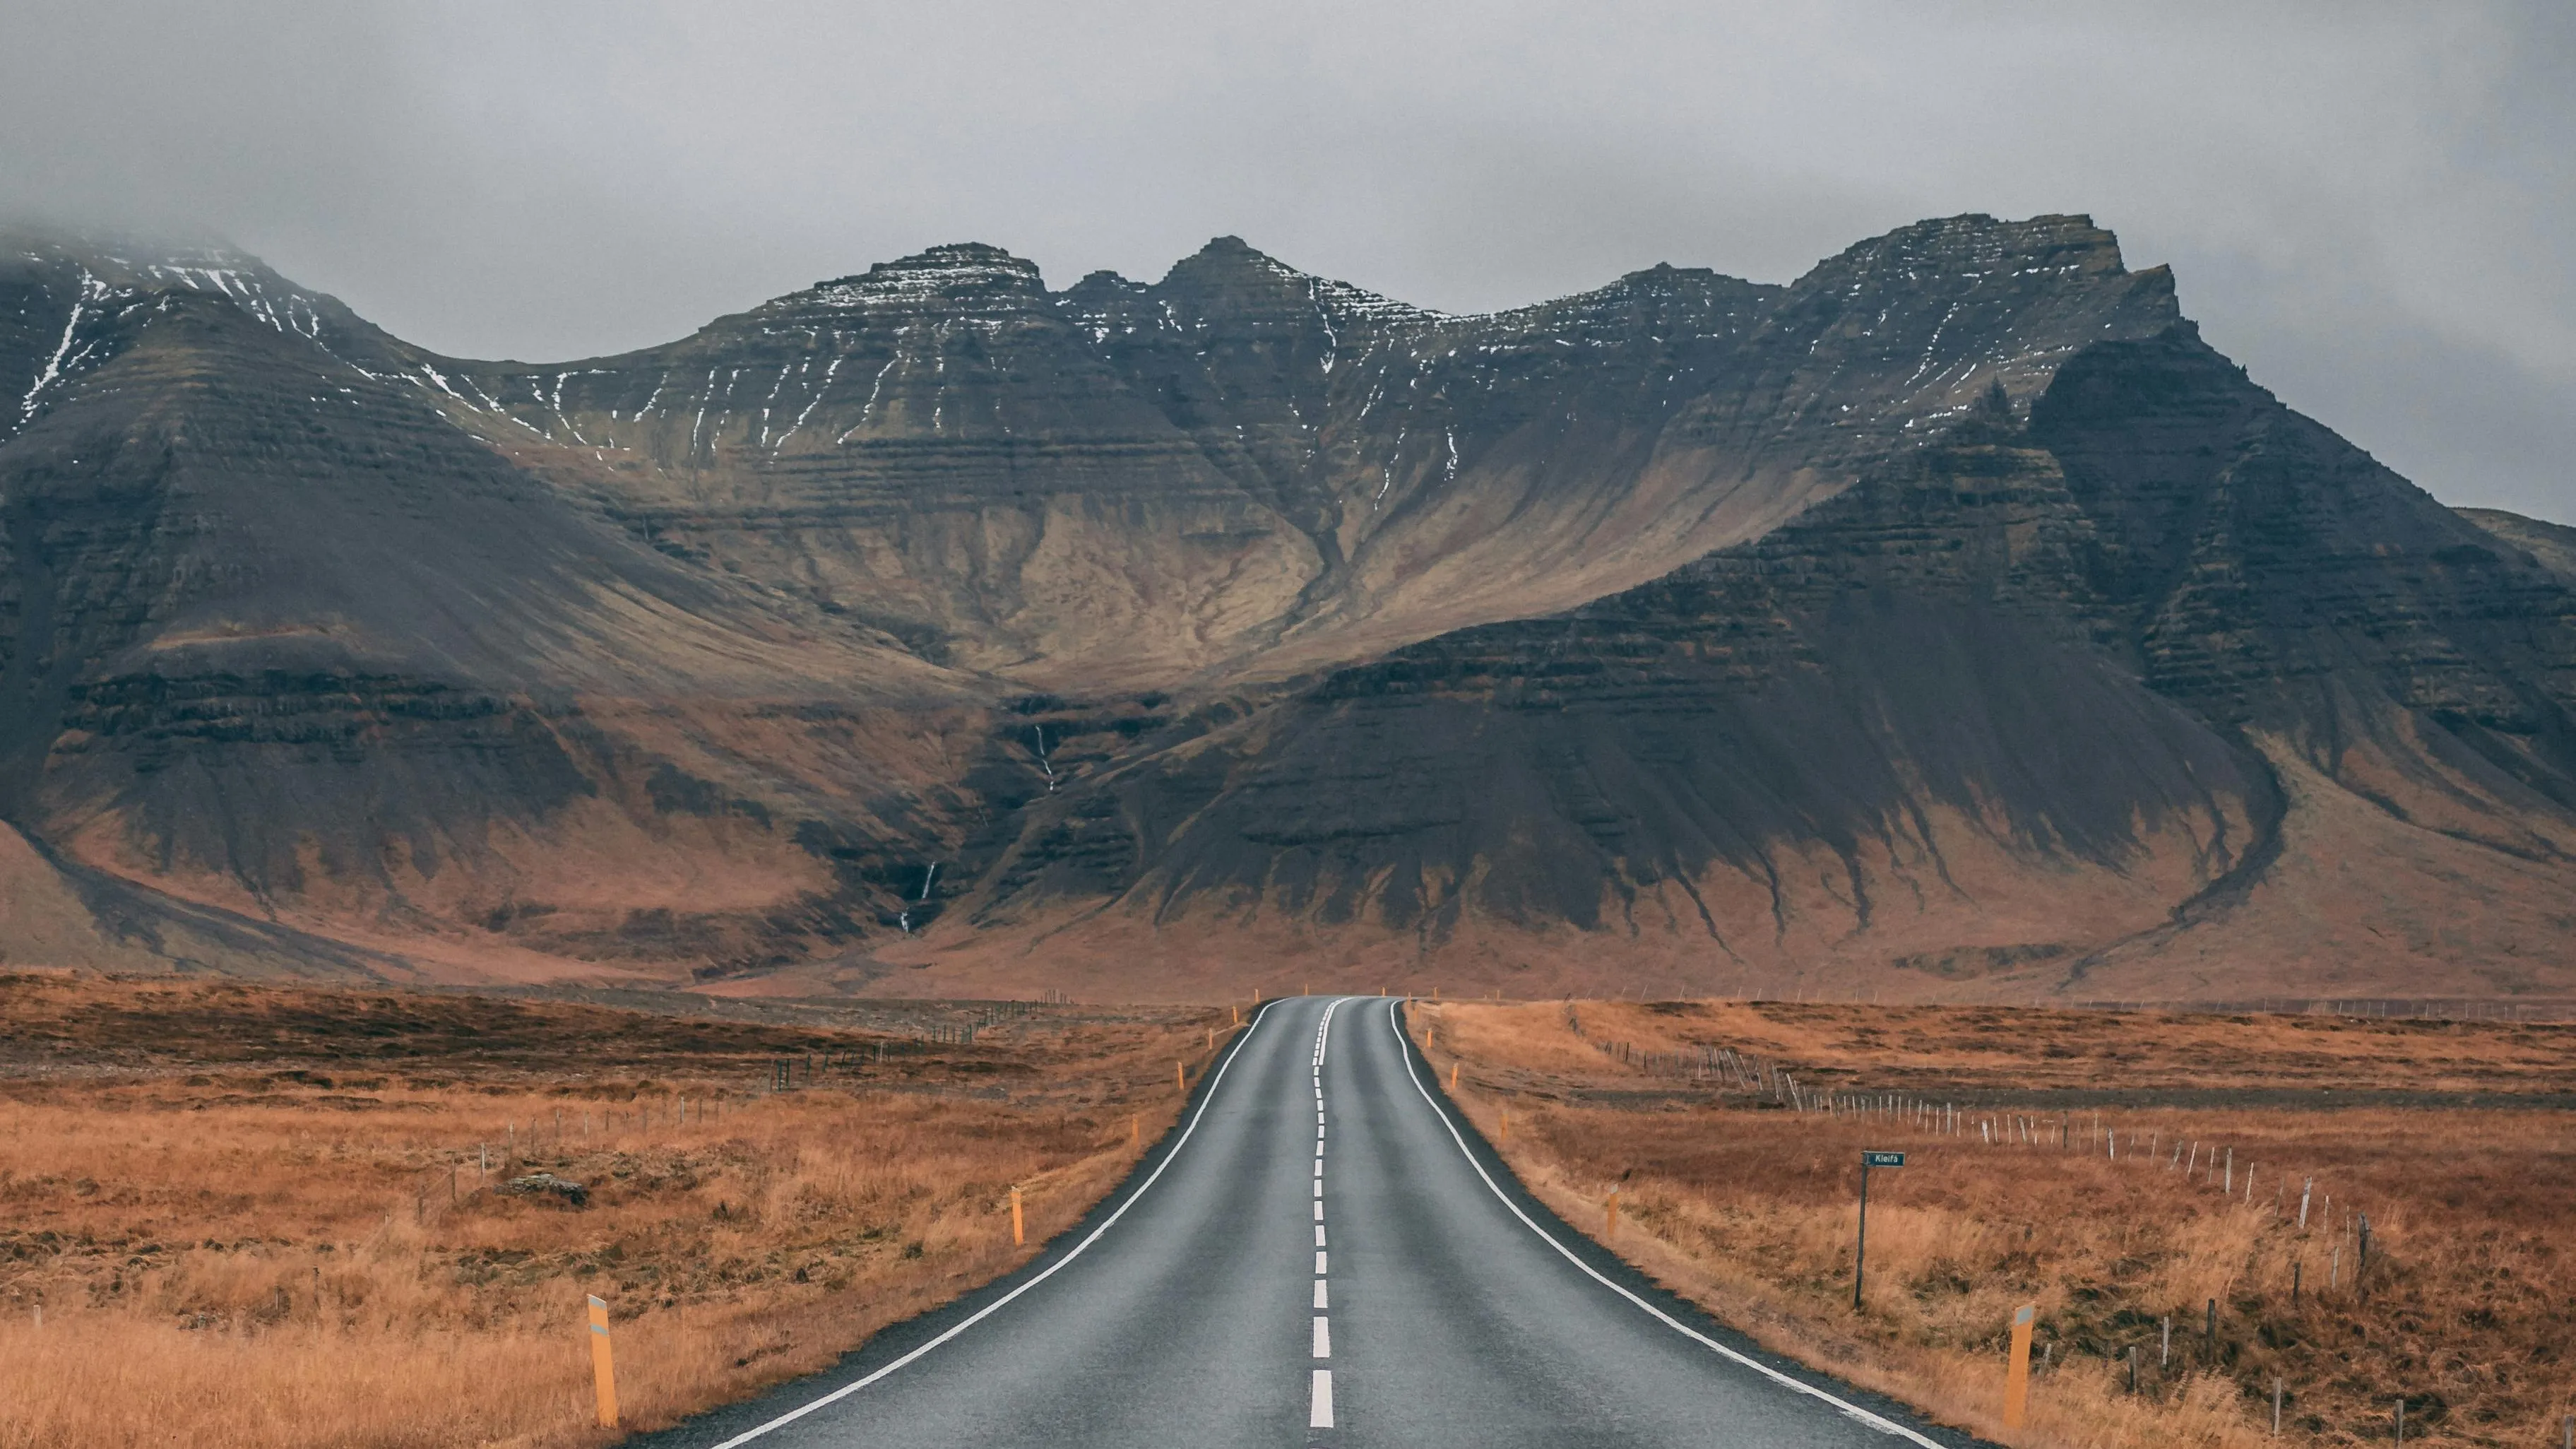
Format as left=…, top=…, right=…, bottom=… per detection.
left=0, top=974, right=1229, bottom=1447
left=1418, top=999, right=2576, bottom=1449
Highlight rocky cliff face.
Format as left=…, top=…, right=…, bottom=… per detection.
left=4, top=217, right=2570, bottom=999
left=420, top=215, right=2177, bottom=687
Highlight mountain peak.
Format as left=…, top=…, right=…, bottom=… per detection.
left=1159, top=233, right=1307, bottom=289
left=800, top=242, right=1047, bottom=315
left=1803, top=212, right=2132, bottom=291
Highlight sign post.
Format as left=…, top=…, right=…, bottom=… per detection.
left=1855, top=1150, right=1905, bottom=1310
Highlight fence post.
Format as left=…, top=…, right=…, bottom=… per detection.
left=2273, top=1378, right=2284, bottom=1435
left=586, top=1294, right=619, bottom=1429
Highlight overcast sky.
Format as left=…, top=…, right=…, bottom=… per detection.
left=5, top=1, right=2569, bottom=519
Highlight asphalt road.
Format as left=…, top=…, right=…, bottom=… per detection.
left=646, top=997, right=1971, bottom=1449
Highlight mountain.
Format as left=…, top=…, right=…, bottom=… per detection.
left=4, top=217, right=2572, bottom=1002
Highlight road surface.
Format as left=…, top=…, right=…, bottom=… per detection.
left=646, top=996, right=1971, bottom=1449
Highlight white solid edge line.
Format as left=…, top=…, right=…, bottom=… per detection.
left=1383, top=1000, right=1946, bottom=1449
left=699, top=999, right=1291, bottom=1448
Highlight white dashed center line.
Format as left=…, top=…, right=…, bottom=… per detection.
left=1309, top=998, right=1340, bottom=1431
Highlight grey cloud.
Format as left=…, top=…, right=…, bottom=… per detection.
left=3, top=0, right=2568, bottom=517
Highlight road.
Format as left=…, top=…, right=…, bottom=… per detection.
left=647, top=996, right=1969, bottom=1449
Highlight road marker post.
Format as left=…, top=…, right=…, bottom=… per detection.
left=1855, top=1150, right=1905, bottom=1310
left=1177, top=1060, right=1186, bottom=1090
left=1130, top=1113, right=1139, bottom=1147
left=1500, top=1108, right=1508, bottom=1142
left=1450, top=1063, right=1460, bottom=1091
left=1010, top=1186, right=1024, bottom=1246
left=1605, top=1188, right=1619, bottom=1237
left=2002, top=1302, right=2036, bottom=1431
left=586, top=1294, right=619, bottom=1429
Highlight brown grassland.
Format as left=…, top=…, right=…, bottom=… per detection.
left=1411, top=998, right=2576, bottom=1449
left=0, top=972, right=1234, bottom=1448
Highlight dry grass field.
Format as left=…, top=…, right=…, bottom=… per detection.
left=1411, top=998, right=2576, bottom=1449
left=0, top=973, right=1233, bottom=1448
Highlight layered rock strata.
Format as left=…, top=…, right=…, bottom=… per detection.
left=4, top=217, right=2570, bottom=998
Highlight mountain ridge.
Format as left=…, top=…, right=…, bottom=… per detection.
left=4, top=215, right=2572, bottom=1001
